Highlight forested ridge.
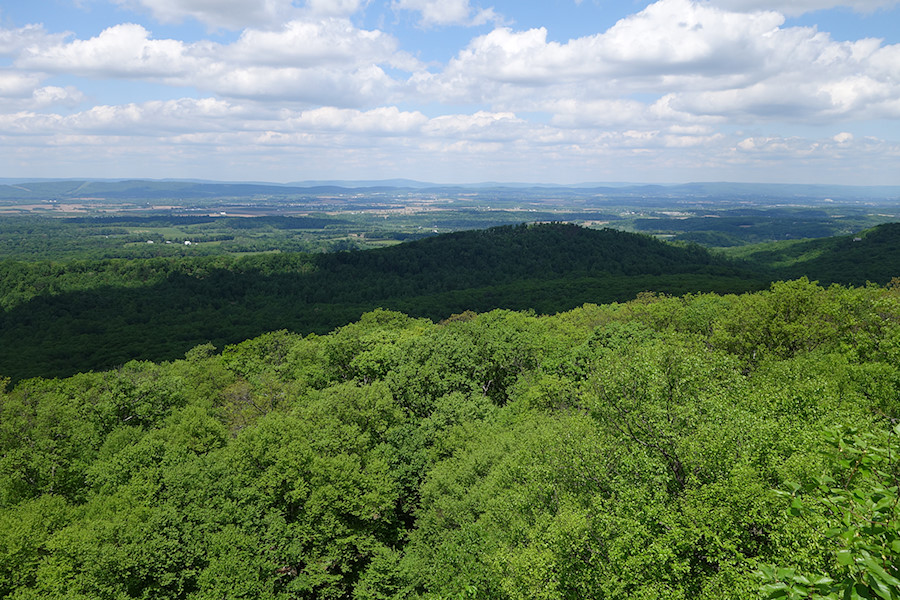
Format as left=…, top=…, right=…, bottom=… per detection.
left=2, top=279, right=900, bottom=599
left=6, top=219, right=900, bottom=383
left=731, top=222, right=900, bottom=285
left=0, top=223, right=767, bottom=382
left=2, top=223, right=900, bottom=598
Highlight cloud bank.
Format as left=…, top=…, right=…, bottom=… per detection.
left=1, top=0, right=898, bottom=183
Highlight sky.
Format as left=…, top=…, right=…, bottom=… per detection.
left=1, top=0, right=899, bottom=185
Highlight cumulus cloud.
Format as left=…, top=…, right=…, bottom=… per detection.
left=0, top=23, right=69, bottom=57
left=202, top=64, right=399, bottom=106
left=0, top=66, right=83, bottom=110
left=0, top=97, right=247, bottom=136
left=110, top=0, right=303, bottom=30
left=391, top=0, right=500, bottom=27
left=2, top=0, right=899, bottom=183
left=284, top=105, right=428, bottom=133
left=423, top=111, right=525, bottom=140
left=32, top=86, right=85, bottom=107
left=662, top=35, right=900, bottom=121
left=833, top=131, right=854, bottom=143
left=226, top=19, right=404, bottom=68
left=4, top=98, right=897, bottom=183
left=305, top=0, right=370, bottom=17
left=111, top=0, right=377, bottom=28
left=598, top=0, right=785, bottom=71
left=0, top=71, right=44, bottom=98
left=418, top=0, right=900, bottom=124
left=14, top=18, right=417, bottom=107
left=415, top=0, right=791, bottom=105
left=707, top=0, right=900, bottom=16
left=0, top=99, right=430, bottom=139
left=0, top=100, right=528, bottom=150
left=18, top=23, right=204, bottom=78
left=731, top=131, right=889, bottom=161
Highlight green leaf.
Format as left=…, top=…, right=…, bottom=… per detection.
left=849, top=582, right=875, bottom=600
left=759, top=565, right=776, bottom=580
left=861, top=555, right=900, bottom=588
left=812, top=576, right=835, bottom=591
left=777, top=568, right=797, bottom=580
left=867, top=574, right=894, bottom=600
left=872, top=495, right=894, bottom=512
left=761, top=582, right=792, bottom=599
left=837, top=550, right=855, bottom=566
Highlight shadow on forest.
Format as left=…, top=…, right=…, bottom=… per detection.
left=0, top=223, right=780, bottom=381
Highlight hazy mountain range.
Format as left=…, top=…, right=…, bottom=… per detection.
left=1, top=178, right=899, bottom=201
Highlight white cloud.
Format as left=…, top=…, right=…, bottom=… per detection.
left=0, top=71, right=43, bottom=98
left=3, top=100, right=897, bottom=183
left=111, top=0, right=373, bottom=28
left=0, top=97, right=245, bottom=136
left=391, top=0, right=500, bottom=27
left=0, top=23, right=69, bottom=57
left=203, top=64, right=398, bottom=106
left=227, top=19, right=403, bottom=68
left=15, top=18, right=417, bottom=107
left=833, top=131, right=854, bottom=143
left=731, top=132, right=898, bottom=163
left=0, top=99, right=430, bottom=138
left=18, top=23, right=205, bottom=78
left=32, top=86, right=85, bottom=107
left=548, top=99, right=648, bottom=128
left=416, top=0, right=791, bottom=106
left=598, top=0, right=785, bottom=70
left=285, top=106, right=428, bottom=133
left=423, top=111, right=525, bottom=139
left=428, top=0, right=787, bottom=89
left=2, top=0, right=899, bottom=183
left=305, top=0, right=370, bottom=17
left=110, top=0, right=303, bottom=30
left=706, top=0, right=900, bottom=16
left=417, top=0, right=900, bottom=124
left=0, top=70, right=83, bottom=110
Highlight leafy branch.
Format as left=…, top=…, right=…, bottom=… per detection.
left=760, top=424, right=900, bottom=600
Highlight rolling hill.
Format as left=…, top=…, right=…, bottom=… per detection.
left=0, top=223, right=764, bottom=381
left=728, top=222, right=900, bottom=286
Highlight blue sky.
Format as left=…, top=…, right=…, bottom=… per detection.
left=1, top=0, right=899, bottom=184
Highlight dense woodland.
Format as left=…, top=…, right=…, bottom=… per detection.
left=0, top=224, right=769, bottom=382
left=2, top=218, right=900, bottom=599
left=3, top=220, right=900, bottom=382
left=2, top=280, right=899, bottom=599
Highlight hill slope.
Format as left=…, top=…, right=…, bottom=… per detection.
left=729, top=222, right=900, bottom=285
left=0, top=223, right=764, bottom=381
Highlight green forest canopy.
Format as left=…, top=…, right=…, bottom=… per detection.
left=4, top=219, right=900, bottom=383
left=2, top=278, right=899, bottom=599
left=0, top=223, right=768, bottom=382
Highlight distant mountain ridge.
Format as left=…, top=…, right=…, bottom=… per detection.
left=1, top=178, right=899, bottom=201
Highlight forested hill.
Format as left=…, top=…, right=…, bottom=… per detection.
left=731, top=222, right=900, bottom=286
left=0, top=223, right=764, bottom=381
left=311, top=222, right=752, bottom=299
